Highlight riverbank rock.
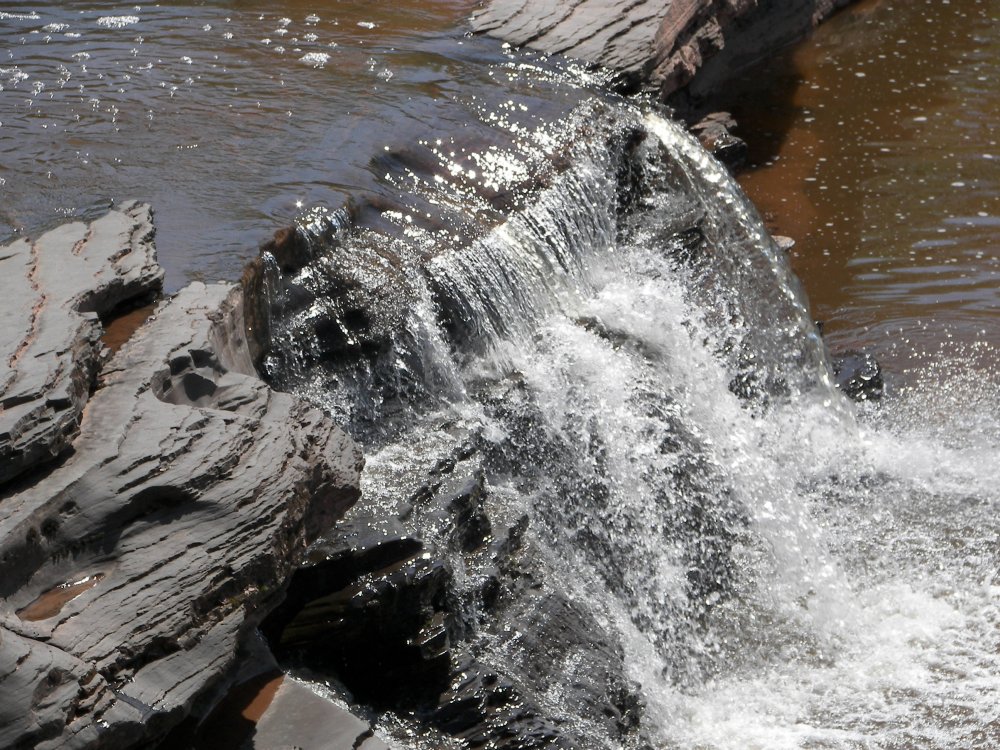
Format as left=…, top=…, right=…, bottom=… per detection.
left=689, top=111, right=747, bottom=167
left=0, top=210, right=362, bottom=749
left=0, top=202, right=163, bottom=487
left=472, top=0, right=855, bottom=99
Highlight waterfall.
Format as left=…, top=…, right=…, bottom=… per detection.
left=257, top=98, right=1000, bottom=750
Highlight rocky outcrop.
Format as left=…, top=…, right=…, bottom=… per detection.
left=0, top=202, right=163, bottom=486
left=263, top=443, right=648, bottom=750
left=471, top=0, right=855, bottom=99
left=832, top=350, right=884, bottom=402
left=0, top=208, right=362, bottom=749
left=471, top=0, right=672, bottom=90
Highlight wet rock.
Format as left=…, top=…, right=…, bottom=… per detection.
left=472, top=0, right=856, bottom=99
left=832, top=350, right=884, bottom=402
left=266, top=433, right=650, bottom=749
left=773, top=235, right=796, bottom=252
left=662, top=0, right=856, bottom=103
left=0, top=211, right=362, bottom=749
left=249, top=677, right=391, bottom=750
left=263, top=516, right=454, bottom=708
left=0, top=201, right=163, bottom=487
left=689, top=111, right=747, bottom=168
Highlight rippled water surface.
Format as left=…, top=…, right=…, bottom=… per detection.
left=728, top=0, right=999, bottom=380
left=0, top=0, right=596, bottom=288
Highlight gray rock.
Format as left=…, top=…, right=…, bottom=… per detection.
left=472, top=0, right=856, bottom=98
left=248, top=677, right=391, bottom=750
left=471, top=0, right=670, bottom=91
left=773, top=235, right=796, bottom=253
left=0, top=201, right=163, bottom=487
left=0, top=215, right=362, bottom=748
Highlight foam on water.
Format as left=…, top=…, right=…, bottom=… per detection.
left=633, top=349, right=1000, bottom=748
left=361, top=109, right=1000, bottom=747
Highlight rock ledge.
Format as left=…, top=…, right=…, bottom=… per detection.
left=0, top=206, right=362, bottom=750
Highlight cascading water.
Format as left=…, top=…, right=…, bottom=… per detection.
left=258, top=93, right=1000, bottom=750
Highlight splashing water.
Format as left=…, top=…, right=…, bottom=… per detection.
left=264, top=92, right=1000, bottom=746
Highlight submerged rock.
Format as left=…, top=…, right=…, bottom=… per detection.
left=0, top=210, right=362, bottom=749
left=832, top=349, right=884, bottom=402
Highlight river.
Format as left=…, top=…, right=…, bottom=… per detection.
left=3, top=3, right=999, bottom=749
left=0, top=0, right=596, bottom=287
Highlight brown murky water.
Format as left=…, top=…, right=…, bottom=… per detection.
left=727, top=0, right=1000, bottom=381
left=0, top=1, right=593, bottom=290
left=17, top=573, right=104, bottom=621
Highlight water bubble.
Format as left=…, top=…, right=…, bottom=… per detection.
left=96, top=16, right=139, bottom=29
left=300, top=52, right=329, bottom=68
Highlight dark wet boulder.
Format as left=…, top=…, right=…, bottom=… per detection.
left=265, top=439, right=650, bottom=749
left=690, top=111, right=748, bottom=168
left=832, top=350, right=884, bottom=402
left=263, top=516, right=455, bottom=708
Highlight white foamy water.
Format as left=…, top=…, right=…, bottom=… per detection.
left=351, top=111, right=1000, bottom=749
left=96, top=15, right=140, bottom=29
left=300, top=51, right=330, bottom=68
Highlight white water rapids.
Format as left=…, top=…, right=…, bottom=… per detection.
left=268, top=108, right=1000, bottom=749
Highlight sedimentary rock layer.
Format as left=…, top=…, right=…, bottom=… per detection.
left=0, top=208, right=362, bottom=749
left=472, top=0, right=854, bottom=98
left=0, top=202, right=163, bottom=486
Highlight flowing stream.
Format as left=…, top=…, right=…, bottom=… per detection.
left=259, top=100, right=1000, bottom=748
left=4, top=3, right=1000, bottom=748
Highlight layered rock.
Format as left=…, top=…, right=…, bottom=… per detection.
left=0, top=202, right=163, bottom=486
left=472, top=0, right=855, bottom=99
left=0, top=207, right=362, bottom=749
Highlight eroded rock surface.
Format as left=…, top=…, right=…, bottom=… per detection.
left=0, top=212, right=362, bottom=749
left=472, top=0, right=854, bottom=98
left=0, top=202, right=163, bottom=486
